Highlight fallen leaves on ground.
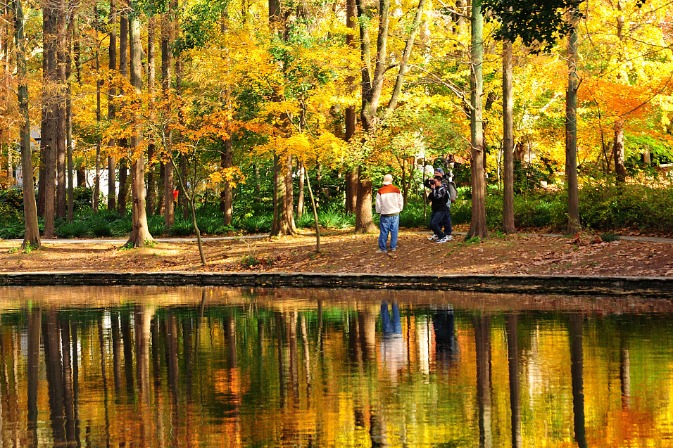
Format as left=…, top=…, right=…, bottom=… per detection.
left=0, top=228, right=671, bottom=277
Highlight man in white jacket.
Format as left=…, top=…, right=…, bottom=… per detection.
left=375, top=174, right=404, bottom=256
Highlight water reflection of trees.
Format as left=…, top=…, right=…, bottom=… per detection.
left=1, top=288, right=672, bottom=446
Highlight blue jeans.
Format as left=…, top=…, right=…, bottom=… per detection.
left=378, top=214, right=399, bottom=251
left=429, top=211, right=448, bottom=239
left=443, top=209, right=453, bottom=235
left=381, top=302, right=402, bottom=336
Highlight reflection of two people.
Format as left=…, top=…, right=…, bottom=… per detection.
left=379, top=302, right=459, bottom=378
left=433, top=306, right=459, bottom=366
left=380, top=301, right=407, bottom=382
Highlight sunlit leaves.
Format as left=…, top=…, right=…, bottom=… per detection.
left=208, top=166, right=244, bottom=189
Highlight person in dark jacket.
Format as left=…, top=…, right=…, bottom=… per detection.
left=432, top=167, right=453, bottom=238
left=427, top=176, right=452, bottom=243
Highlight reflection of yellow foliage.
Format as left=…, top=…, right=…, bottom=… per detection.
left=213, top=368, right=246, bottom=398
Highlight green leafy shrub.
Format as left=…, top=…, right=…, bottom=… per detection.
left=197, top=215, right=231, bottom=235
left=169, top=221, right=194, bottom=236
left=513, top=159, right=555, bottom=193
left=485, top=195, right=504, bottom=229
left=0, top=190, right=24, bottom=235
left=449, top=200, right=471, bottom=225
left=579, top=182, right=673, bottom=232
left=0, top=222, right=25, bottom=239
left=109, top=216, right=132, bottom=236
left=296, top=211, right=315, bottom=228
left=0, top=189, right=24, bottom=211
left=399, top=201, right=428, bottom=228
left=148, top=215, right=166, bottom=236
left=514, top=194, right=566, bottom=230
left=319, top=206, right=354, bottom=229
left=236, top=214, right=273, bottom=233
left=90, top=219, right=113, bottom=237
left=56, top=220, right=90, bottom=238
left=73, top=187, right=95, bottom=211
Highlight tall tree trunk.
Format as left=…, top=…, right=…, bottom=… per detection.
left=66, top=20, right=75, bottom=222
left=613, top=120, right=627, bottom=184
left=353, top=0, right=421, bottom=233
left=179, top=154, right=188, bottom=219
left=117, top=3, right=129, bottom=215
left=94, top=6, right=102, bottom=213
left=161, top=4, right=174, bottom=227
left=220, top=139, right=233, bottom=225
left=297, top=161, right=305, bottom=217
left=566, top=14, right=580, bottom=234
left=117, top=158, right=128, bottom=213
left=271, top=155, right=295, bottom=236
left=175, top=47, right=189, bottom=220
left=107, top=157, right=116, bottom=212
left=2, top=8, right=10, bottom=187
left=15, top=0, right=40, bottom=248
left=344, top=0, right=357, bottom=214
left=305, top=168, right=321, bottom=252
left=268, top=0, right=280, bottom=28
left=76, top=167, right=85, bottom=186
left=55, top=0, right=67, bottom=219
left=286, top=155, right=297, bottom=232
left=146, top=16, right=157, bottom=215
left=502, top=38, right=515, bottom=234
left=467, top=0, right=488, bottom=239
left=384, top=0, right=426, bottom=116
left=267, top=0, right=296, bottom=236
left=614, top=0, right=627, bottom=185
left=355, top=168, right=376, bottom=233
left=163, top=160, right=174, bottom=227
left=357, top=0, right=388, bottom=132
left=41, top=2, right=58, bottom=236
left=157, top=163, right=165, bottom=214
left=146, top=145, right=155, bottom=215
left=455, top=0, right=466, bottom=28
left=107, top=0, right=117, bottom=211
left=354, top=0, right=387, bottom=233
left=345, top=171, right=358, bottom=214
left=127, top=15, right=153, bottom=247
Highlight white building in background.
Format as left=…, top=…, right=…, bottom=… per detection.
left=12, top=128, right=41, bottom=188
left=86, top=169, right=119, bottom=200
left=14, top=128, right=120, bottom=199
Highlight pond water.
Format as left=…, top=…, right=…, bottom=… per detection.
left=0, top=286, right=672, bottom=447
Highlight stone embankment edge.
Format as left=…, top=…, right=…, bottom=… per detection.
left=0, top=272, right=671, bottom=298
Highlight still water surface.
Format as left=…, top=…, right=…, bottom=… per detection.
left=0, top=286, right=672, bottom=447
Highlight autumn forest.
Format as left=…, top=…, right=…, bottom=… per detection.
left=0, top=0, right=672, bottom=249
